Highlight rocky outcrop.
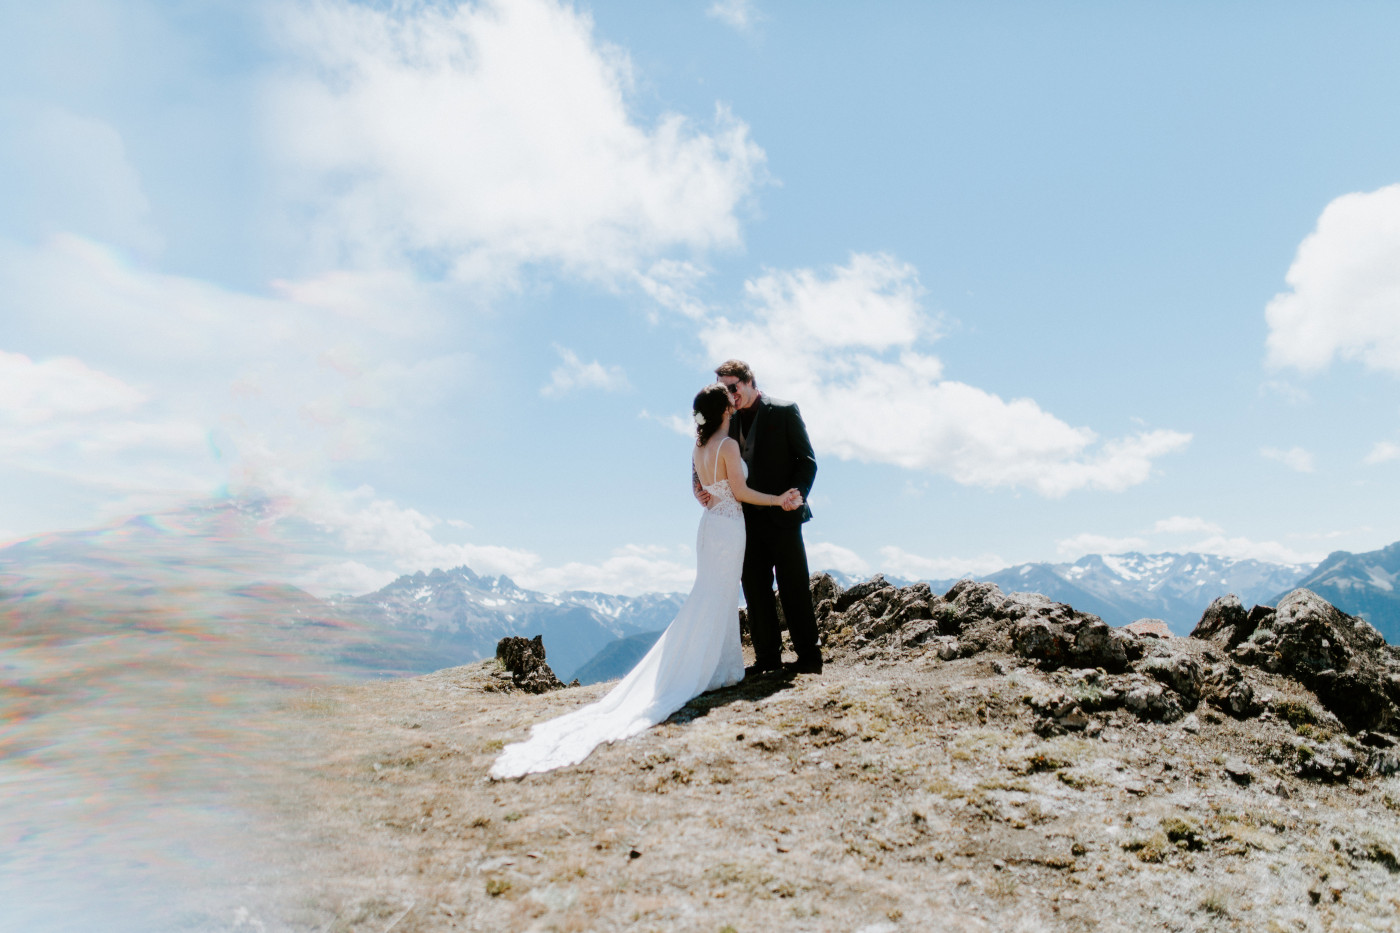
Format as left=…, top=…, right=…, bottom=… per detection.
left=814, top=575, right=1141, bottom=672
left=494, top=635, right=573, bottom=693
left=806, top=573, right=1398, bottom=779
left=1191, top=589, right=1400, bottom=735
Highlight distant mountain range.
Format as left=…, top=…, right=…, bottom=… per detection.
left=2, top=499, right=1394, bottom=683
left=823, top=554, right=1311, bottom=634
left=328, top=566, right=684, bottom=682
left=1286, top=542, right=1400, bottom=643
left=829, top=546, right=1399, bottom=642
left=933, top=552, right=1313, bottom=635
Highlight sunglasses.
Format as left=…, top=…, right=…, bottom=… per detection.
left=724, top=383, right=743, bottom=394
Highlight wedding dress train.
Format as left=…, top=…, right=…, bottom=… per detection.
left=489, top=467, right=746, bottom=779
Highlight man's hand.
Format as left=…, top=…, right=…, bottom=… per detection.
left=693, top=467, right=715, bottom=508
left=779, top=489, right=803, bottom=511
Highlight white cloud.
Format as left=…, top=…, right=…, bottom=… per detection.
left=1057, top=520, right=1323, bottom=566
left=1259, top=379, right=1310, bottom=405
left=540, top=344, right=629, bottom=397
left=706, top=0, right=760, bottom=33
left=294, top=560, right=398, bottom=596
left=0, top=235, right=469, bottom=519
left=1265, top=183, right=1400, bottom=375
left=1056, top=533, right=1151, bottom=560
left=698, top=253, right=1190, bottom=496
left=270, top=0, right=765, bottom=282
left=0, top=350, right=146, bottom=424
left=1184, top=534, right=1317, bottom=566
left=1363, top=441, right=1400, bottom=465
left=519, top=544, right=696, bottom=595
left=638, top=408, right=695, bottom=437
left=247, top=474, right=703, bottom=596
left=635, top=259, right=710, bottom=320
left=1260, top=446, right=1316, bottom=473
left=1152, top=515, right=1224, bottom=536
left=806, top=541, right=870, bottom=577
left=877, top=545, right=1006, bottom=581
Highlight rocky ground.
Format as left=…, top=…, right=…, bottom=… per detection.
left=254, top=581, right=1400, bottom=932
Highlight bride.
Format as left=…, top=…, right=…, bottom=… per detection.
left=490, top=383, right=802, bottom=779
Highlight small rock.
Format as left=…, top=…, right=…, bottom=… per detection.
left=1369, top=748, right=1400, bottom=776
left=1123, top=619, right=1172, bottom=638
left=1181, top=714, right=1201, bottom=734
left=746, top=727, right=784, bottom=751
left=1058, top=708, right=1092, bottom=731
left=1223, top=758, right=1252, bottom=785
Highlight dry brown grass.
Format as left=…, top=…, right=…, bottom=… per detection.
left=245, top=655, right=1400, bottom=932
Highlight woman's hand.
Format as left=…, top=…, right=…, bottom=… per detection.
left=779, top=489, right=803, bottom=511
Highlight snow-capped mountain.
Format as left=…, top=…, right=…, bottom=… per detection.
left=329, top=566, right=685, bottom=681
left=1284, top=542, right=1400, bottom=642
left=841, top=552, right=1309, bottom=635
left=809, top=553, right=1311, bottom=635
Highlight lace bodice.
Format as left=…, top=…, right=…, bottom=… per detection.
left=703, top=478, right=744, bottom=521
left=699, top=438, right=746, bottom=522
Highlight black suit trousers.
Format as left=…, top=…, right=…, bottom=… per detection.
left=742, top=518, right=820, bottom=666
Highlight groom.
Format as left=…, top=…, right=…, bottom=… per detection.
left=703, top=359, right=822, bottom=676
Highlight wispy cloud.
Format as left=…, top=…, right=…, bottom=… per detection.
left=806, top=541, right=870, bottom=577
left=540, top=345, right=629, bottom=397
left=1363, top=441, right=1400, bottom=465
left=520, top=544, right=696, bottom=595
left=1152, top=516, right=1224, bottom=536
left=706, top=0, right=760, bottom=33
left=1183, top=534, right=1317, bottom=566
left=1056, top=533, right=1151, bottom=559
left=0, top=349, right=146, bottom=424
left=1260, top=446, right=1316, bottom=473
left=877, top=546, right=1006, bottom=581
left=697, top=253, right=1190, bottom=496
left=1058, top=518, right=1323, bottom=566
left=1258, top=379, right=1310, bottom=405
left=638, top=409, right=695, bottom=437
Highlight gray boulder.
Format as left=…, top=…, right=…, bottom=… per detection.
left=1140, top=651, right=1206, bottom=709
left=1202, top=589, right=1399, bottom=735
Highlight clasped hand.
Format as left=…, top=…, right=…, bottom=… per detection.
left=778, top=488, right=803, bottom=511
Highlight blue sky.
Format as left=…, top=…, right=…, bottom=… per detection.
left=2, top=0, right=1398, bottom=595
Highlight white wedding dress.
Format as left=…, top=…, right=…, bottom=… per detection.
left=490, top=441, right=747, bottom=779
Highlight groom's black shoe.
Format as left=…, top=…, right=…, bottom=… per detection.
left=743, top=661, right=782, bottom=680
left=785, top=655, right=823, bottom=675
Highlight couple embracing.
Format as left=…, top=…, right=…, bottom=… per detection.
left=491, top=359, right=822, bottom=780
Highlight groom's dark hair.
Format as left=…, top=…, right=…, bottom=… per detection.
left=714, top=359, right=755, bottom=385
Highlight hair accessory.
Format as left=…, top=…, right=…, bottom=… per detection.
left=693, top=411, right=706, bottom=427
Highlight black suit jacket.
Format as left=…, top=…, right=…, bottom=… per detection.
left=728, top=395, right=817, bottom=526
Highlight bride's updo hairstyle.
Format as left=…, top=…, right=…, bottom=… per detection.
left=692, top=383, right=730, bottom=446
